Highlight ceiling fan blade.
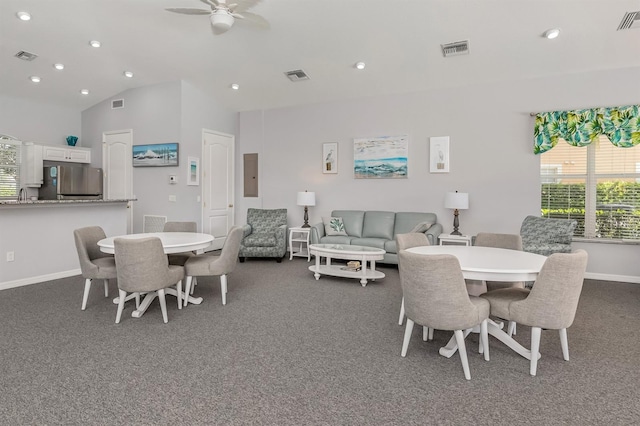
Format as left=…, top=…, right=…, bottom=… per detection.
left=200, top=0, right=218, bottom=6
left=231, top=0, right=263, bottom=13
left=165, top=8, right=211, bottom=15
left=233, top=11, right=270, bottom=29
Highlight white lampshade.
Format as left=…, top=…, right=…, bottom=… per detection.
left=297, top=191, right=316, bottom=206
left=444, top=192, right=469, bottom=210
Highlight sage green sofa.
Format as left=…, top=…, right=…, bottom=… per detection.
left=310, top=210, right=442, bottom=264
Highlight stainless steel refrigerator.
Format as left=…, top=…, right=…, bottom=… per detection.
left=40, top=165, right=103, bottom=200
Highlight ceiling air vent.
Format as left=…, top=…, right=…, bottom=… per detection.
left=441, top=40, right=470, bottom=57
left=284, top=69, right=310, bottom=82
left=617, top=11, right=640, bottom=30
left=14, top=50, right=38, bottom=61
left=111, top=99, right=124, bottom=109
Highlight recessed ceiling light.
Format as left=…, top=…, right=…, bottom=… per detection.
left=230, top=83, right=239, bottom=90
left=29, top=76, right=41, bottom=83
left=355, top=62, right=366, bottom=70
left=80, top=89, right=90, bottom=95
left=16, top=12, right=31, bottom=21
left=54, top=63, right=64, bottom=70
left=89, top=40, right=101, bottom=48
left=123, top=71, right=134, bottom=78
left=543, top=28, right=560, bottom=39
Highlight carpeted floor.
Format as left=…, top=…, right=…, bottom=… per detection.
left=1, top=257, right=639, bottom=425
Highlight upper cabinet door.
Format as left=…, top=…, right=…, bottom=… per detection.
left=42, top=145, right=91, bottom=163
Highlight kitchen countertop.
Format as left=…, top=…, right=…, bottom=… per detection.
left=0, top=198, right=136, bottom=207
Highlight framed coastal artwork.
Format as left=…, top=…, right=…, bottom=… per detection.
left=322, top=143, right=338, bottom=174
left=353, top=135, right=408, bottom=179
left=429, top=136, right=450, bottom=173
left=187, top=157, right=199, bottom=186
left=132, top=143, right=179, bottom=167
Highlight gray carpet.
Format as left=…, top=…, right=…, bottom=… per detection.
left=1, top=258, right=639, bottom=425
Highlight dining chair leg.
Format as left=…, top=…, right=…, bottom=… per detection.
left=508, top=321, right=517, bottom=336
left=135, top=292, right=141, bottom=309
left=422, top=326, right=429, bottom=341
left=220, top=275, right=228, bottom=305
left=454, top=329, right=471, bottom=380
left=183, top=276, right=193, bottom=307
left=176, top=280, right=182, bottom=310
left=480, top=320, right=490, bottom=361
left=103, top=279, right=109, bottom=297
left=530, top=326, right=542, bottom=376
left=191, top=277, right=197, bottom=294
left=559, top=328, right=570, bottom=361
left=428, top=327, right=434, bottom=340
left=115, top=289, right=127, bottom=324
left=398, top=297, right=405, bottom=325
left=401, top=319, right=414, bottom=357
left=158, top=289, right=168, bottom=324
left=81, top=278, right=92, bottom=310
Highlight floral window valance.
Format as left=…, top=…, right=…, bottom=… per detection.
left=534, top=104, right=640, bottom=154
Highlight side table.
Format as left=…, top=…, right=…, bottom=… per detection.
left=438, top=234, right=472, bottom=246
left=289, top=227, right=311, bottom=261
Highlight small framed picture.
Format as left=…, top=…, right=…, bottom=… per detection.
left=430, top=136, right=450, bottom=173
left=323, top=142, right=338, bottom=174
left=187, top=157, right=199, bottom=186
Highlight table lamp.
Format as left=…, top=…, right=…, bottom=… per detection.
left=297, top=190, right=316, bottom=228
left=444, top=191, right=469, bottom=235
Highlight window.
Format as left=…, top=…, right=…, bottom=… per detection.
left=540, top=136, right=640, bottom=240
left=0, top=140, right=21, bottom=199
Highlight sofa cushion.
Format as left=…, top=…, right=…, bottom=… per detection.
left=394, top=212, right=438, bottom=236
left=319, top=235, right=353, bottom=245
left=331, top=210, right=365, bottom=238
left=323, top=217, right=348, bottom=236
left=243, top=232, right=277, bottom=247
left=350, top=237, right=387, bottom=250
left=384, top=240, right=397, bottom=254
left=410, top=221, right=434, bottom=233
left=362, top=211, right=395, bottom=239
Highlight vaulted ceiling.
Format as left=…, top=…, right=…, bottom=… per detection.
left=2, top=0, right=640, bottom=113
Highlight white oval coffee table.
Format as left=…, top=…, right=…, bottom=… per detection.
left=308, top=244, right=385, bottom=286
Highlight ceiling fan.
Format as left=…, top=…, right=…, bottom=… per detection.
left=166, top=0, right=269, bottom=35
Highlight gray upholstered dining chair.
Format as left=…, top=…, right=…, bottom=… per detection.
left=474, top=232, right=524, bottom=336
left=183, top=226, right=244, bottom=306
left=399, top=250, right=490, bottom=380
left=163, top=221, right=198, bottom=266
left=481, top=250, right=588, bottom=376
left=74, top=226, right=118, bottom=310
left=114, top=237, right=185, bottom=324
left=395, top=233, right=431, bottom=338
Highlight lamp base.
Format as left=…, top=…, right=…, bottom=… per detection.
left=450, top=230, right=462, bottom=236
left=301, top=223, right=310, bottom=228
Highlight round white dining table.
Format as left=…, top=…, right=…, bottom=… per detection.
left=97, top=232, right=214, bottom=317
left=404, top=245, right=548, bottom=362
left=97, top=232, right=214, bottom=254
left=405, top=245, right=547, bottom=282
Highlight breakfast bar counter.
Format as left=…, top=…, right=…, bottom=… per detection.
left=0, top=199, right=134, bottom=207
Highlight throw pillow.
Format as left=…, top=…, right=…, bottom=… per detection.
left=410, top=222, right=433, bottom=233
left=323, top=217, right=348, bottom=236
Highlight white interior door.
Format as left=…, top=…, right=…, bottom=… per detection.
left=103, top=129, right=133, bottom=233
left=202, top=129, right=234, bottom=251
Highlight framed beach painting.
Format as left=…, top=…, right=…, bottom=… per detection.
left=353, top=135, right=408, bottom=179
left=323, top=143, right=338, bottom=174
left=429, top=136, right=449, bottom=173
left=133, top=143, right=179, bottom=167
left=187, top=157, right=199, bottom=186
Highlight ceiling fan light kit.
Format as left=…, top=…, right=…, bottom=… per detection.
left=167, top=0, right=268, bottom=35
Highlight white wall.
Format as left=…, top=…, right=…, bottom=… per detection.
left=0, top=203, right=128, bottom=288
left=82, top=81, right=237, bottom=232
left=236, top=67, right=640, bottom=282
left=0, top=94, right=80, bottom=145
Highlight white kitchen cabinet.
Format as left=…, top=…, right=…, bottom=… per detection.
left=42, top=145, right=91, bottom=163
left=22, top=142, right=43, bottom=187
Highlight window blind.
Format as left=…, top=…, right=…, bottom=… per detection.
left=541, top=136, right=640, bottom=240
left=0, top=140, right=21, bottom=199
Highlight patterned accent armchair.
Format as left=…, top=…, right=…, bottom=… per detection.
left=239, top=208, right=288, bottom=262
left=520, top=215, right=577, bottom=256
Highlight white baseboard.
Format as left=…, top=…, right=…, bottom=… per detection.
left=584, top=272, right=640, bottom=284
left=0, top=269, right=81, bottom=291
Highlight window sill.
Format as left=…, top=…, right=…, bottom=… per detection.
left=573, top=237, right=640, bottom=246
